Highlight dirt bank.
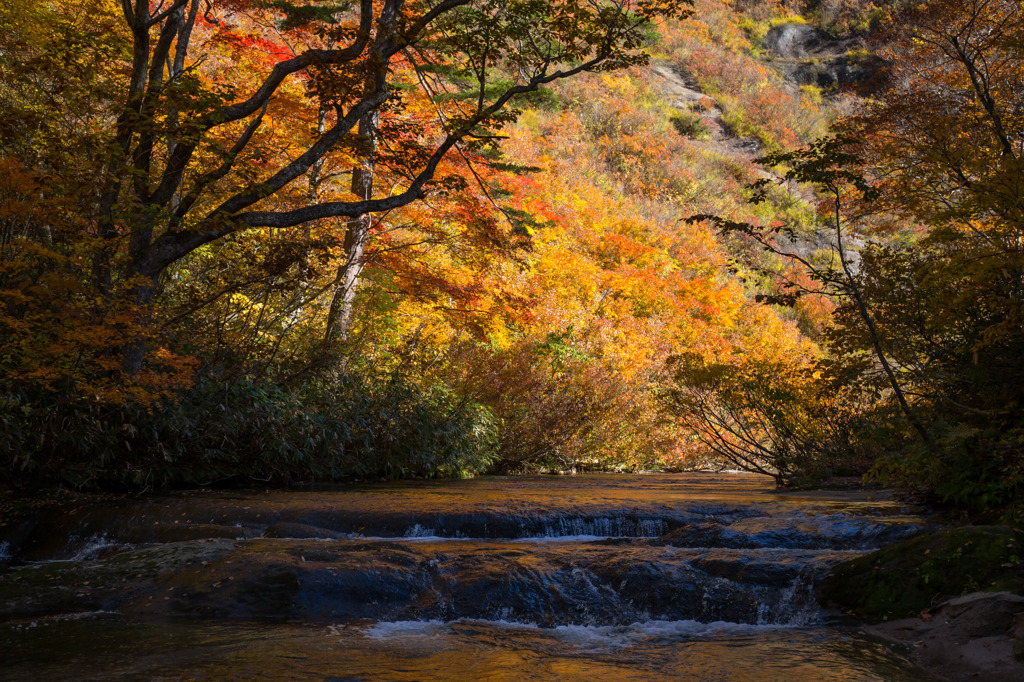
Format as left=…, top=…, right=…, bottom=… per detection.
left=865, top=591, right=1024, bottom=681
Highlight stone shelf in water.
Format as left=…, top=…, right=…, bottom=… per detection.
left=0, top=474, right=937, bottom=680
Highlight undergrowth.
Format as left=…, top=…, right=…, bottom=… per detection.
left=0, top=373, right=499, bottom=490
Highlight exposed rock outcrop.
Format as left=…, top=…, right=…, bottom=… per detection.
left=763, top=22, right=884, bottom=93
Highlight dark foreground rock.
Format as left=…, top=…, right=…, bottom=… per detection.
left=658, top=515, right=921, bottom=551
left=0, top=537, right=849, bottom=626
left=823, top=526, right=1024, bottom=681
left=866, top=592, right=1024, bottom=682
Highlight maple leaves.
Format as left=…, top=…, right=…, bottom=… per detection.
left=105, top=0, right=693, bottom=378
left=664, top=308, right=835, bottom=483
left=852, top=0, right=1023, bottom=233
left=0, top=196, right=197, bottom=408
left=414, top=50, right=820, bottom=470
left=0, top=0, right=689, bottom=379
left=18, top=0, right=1002, bottom=488
left=843, top=0, right=1024, bottom=425
left=674, top=0, right=1024, bottom=503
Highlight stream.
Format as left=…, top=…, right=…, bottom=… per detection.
left=0, top=473, right=937, bottom=680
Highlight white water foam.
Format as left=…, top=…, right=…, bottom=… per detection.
left=347, top=530, right=659, bottom=543
left=7, top=610, right=119, bottom=633
left=511, top=534, right=657, bottom=543
left=353, top=534, right=478, bottom=542
left=361, top=620, right=449, bottom=639
left=311, top=535, right=865, bottom=555
left=0, top=541, right=11, bottom=560
left=49, top=610, right=118, bottom=622
left=67, top=534, right=121, bottom=561
left=350, top=534, right=656, bottom=543
left=758, top=573, right=819, bottom=627
left=359, top=617, right=789, bottom=645
left=550, top=619, right=787, bottom=649
left=403, top=523, right=437, bottom=539
left=388, top=516, right=667, bottom=542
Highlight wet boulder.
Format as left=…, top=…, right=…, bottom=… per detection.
left=691, top=552, right=806, bottom=586
left=655, top=522, right=723, bottom=548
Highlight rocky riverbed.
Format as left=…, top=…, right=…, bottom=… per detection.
left=0, top=473, right=999, bottom=680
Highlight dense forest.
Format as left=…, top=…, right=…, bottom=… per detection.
left=0, top=0, right=1020, bottom=517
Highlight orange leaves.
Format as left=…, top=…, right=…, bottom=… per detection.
left=208, top=24, right=296, bottom=65
left=0, top=250, right=197, bottom=405
left=291, top=0, right=840, bottom=472
left=598, top=232, right=662, bottom=270
left=851, top=0, right=1024, bottom=242
left=0, top=150, right=197, bottom=406
left=490, top=102, right=762, bottom=384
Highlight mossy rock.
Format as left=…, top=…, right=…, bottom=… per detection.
left=821, top=525, right=1024, bottom=621
left=0, top=540, right=237, bottom=619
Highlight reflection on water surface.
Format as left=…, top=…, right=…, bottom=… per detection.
left=0, top=474, right=934, bottom=680
left=1, top=615, right=931, bottom=681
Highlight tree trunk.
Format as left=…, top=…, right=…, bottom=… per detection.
left=320, top=3, right=399, bottom=361
left=121, top=276, right=160, bottom=376
left=323, top=109, right=377, bottom=352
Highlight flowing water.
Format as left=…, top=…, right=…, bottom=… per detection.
left=0, top=473, right=936, bottom=680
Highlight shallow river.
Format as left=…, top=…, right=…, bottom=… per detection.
left=0, top=473, right=936, bottom=680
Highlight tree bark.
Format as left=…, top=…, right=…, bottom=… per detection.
left=323, top=109, right=377, bottom=352
left=322, top=2, right=398, bottom=357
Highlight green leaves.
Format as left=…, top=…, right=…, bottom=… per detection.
left=754, top=135, right=879, bottom=200
left=0, top=372, right=499, bottom=488
left=256, top=0, right=354, bottom=30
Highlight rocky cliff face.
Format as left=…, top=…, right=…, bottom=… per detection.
left=763, top=22, right=885, bottom=93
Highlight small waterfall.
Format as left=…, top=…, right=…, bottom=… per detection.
left=0, top=474, right=927, bottom=629
left=66, top=534, right=122, bottom=562
left=536, top=515, right=666, bottom=539
left=0, top=475, right=935, bottom=680
left=388, top=514, right=669, bottom=541
left=403, top=524, right=437, bottom=539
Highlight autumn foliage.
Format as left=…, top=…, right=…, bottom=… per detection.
left=1, top=0, right=1020, bottom=514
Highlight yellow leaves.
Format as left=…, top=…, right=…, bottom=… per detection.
left=535, top=246, right=600, bottom=306
left=476, top=66, right=806, bottom=394
left=597, top=72, right=637, bottom=99
left=228, top=292, right=254, bottom=308
left=482, top=315, right=513, bottom=351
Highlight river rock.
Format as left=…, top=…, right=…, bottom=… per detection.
left=867, top=592, right=1024, bottom=682
left=656, top=522, right=723, bottom=547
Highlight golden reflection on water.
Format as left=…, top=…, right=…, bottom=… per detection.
left=1, top=617, right=930, bottom=681
left=0, top=474, right=933, bottom=680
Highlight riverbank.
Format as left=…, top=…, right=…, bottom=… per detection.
left=865, top=592, right=1024, bottom=682
left=822, top=524, right=1024, bottom=681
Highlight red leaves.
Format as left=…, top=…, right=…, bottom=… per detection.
left=208, top=23, right=296, bottom=64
